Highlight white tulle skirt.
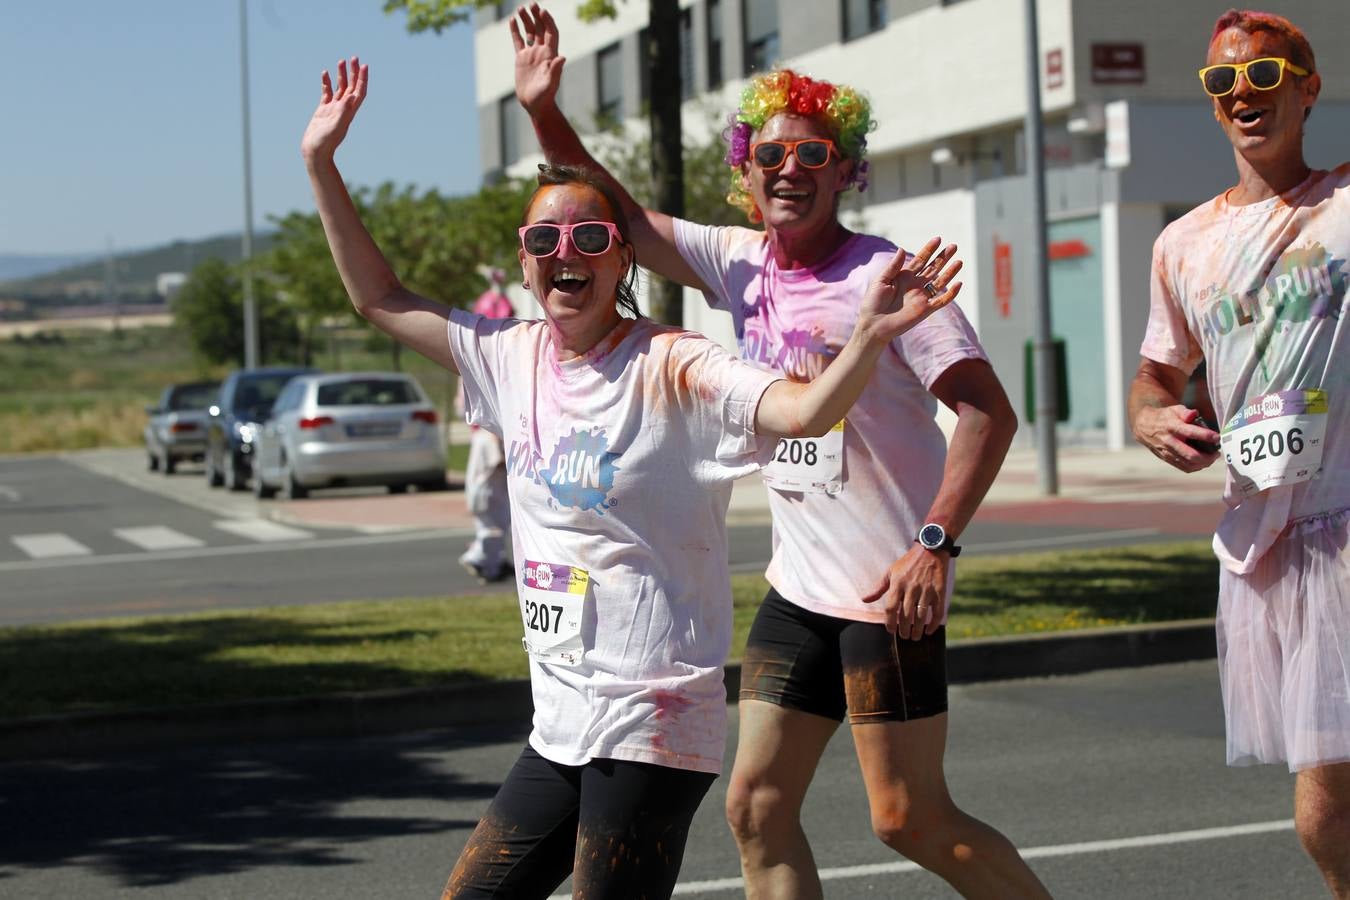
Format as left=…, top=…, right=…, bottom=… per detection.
left=1218, top=507, right=1350, bottom=772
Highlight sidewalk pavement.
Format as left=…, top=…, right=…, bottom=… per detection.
left=1, top=444, right=1231, bottom=762
left=268, top=441, right=1230, bottom=539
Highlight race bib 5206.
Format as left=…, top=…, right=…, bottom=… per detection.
left=1221, top=389, right=1327, bottom=496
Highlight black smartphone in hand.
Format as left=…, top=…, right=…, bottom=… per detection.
left=1187, top=416, right=1221, bottom=454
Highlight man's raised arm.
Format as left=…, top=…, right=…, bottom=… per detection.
left=510, top=3, right=711, bottom=293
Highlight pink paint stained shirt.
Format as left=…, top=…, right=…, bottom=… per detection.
left=674, top=219, right=988, bottom=623
left=447, top=309, right=780, bottom=774
left=1141, top=163, right=1350, bottom=573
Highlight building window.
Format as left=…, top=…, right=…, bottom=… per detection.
left=596, top=42, right=623, bottom=126
left=707, top=0, right=724, bottom=88
left=640, top=10, right=695, bottom=105
left=498, top=95, right=518, bottom=169
left=742, top=0, right=779, bottom=76
left=842, top=0, right=886, bottom=41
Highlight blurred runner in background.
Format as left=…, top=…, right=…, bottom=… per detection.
left=458, top=268, right=514, bottom=583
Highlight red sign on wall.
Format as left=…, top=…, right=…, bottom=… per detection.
left=1046, top=48, right=1064, bottom=89
left=994, top=238, right=1013, bottom=317
left=1092, top=43, right=1145, bottom=84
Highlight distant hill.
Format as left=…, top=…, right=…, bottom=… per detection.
left=0, top=233, right=276, bottom=301
left=0, top=253, right=99, bottom=282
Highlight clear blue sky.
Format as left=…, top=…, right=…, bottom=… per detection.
left=2, top=1, right=481, bottom=256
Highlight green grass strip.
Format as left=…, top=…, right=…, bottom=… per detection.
left=0, top=542, right=1217, bottom=720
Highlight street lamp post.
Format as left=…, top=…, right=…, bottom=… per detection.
left=239, top=0, right=259, bottom=370
left=1023, top=0, right=1059, bottom=494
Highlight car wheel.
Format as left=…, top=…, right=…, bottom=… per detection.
left=416, top=478, right=449, bottom=492
left=387, top=483, right=409, bottom=495
left=163, top=455, right=177, bottom=475
left=147, top=450, right=159, bottom=472
left=205, top=451, right=224, bottom=488
left=283, top=463, right=308, bottom=501
left=253, top=467, right=276, bottom=500
left=224, top=454, right=247, bottom=492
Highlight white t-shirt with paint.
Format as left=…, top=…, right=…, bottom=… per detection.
left=1141, top=163, right=1350, bottom=573
left=674, top=220, right=989, bottom=623
left=447, top=309, right=780, bottom=775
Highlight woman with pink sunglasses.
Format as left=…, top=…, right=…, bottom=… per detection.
left=302, top=56, right=961, bottom=900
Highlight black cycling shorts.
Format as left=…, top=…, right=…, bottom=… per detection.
left=739, top=587, right=948, bottom=724
left=442, top=744, right=715, bottom=899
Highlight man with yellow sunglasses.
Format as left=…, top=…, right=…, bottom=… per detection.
left=1130, top=9, right=1350, bottom=897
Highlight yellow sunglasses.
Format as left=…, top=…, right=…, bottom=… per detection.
left=1198, top=57, right=1310, bottom=97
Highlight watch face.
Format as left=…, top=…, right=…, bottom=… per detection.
left=920, top=523, right=946, bottom=549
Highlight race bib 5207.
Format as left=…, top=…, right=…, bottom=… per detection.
left=519, top=560, right=589, bottom=666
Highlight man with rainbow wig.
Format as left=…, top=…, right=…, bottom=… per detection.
left=511, top=4, right=1050, bottom=897
left=1130, top=9, right=1350, bottom=895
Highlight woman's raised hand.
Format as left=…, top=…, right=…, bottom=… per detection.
left=301, top=56, right=369, bottom=165
left=511, top=3, right=564, bottom=115
left=858, top=238, right=963, bottom=344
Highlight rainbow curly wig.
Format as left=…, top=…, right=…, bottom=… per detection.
left=723, top=69, right=876, bottom=222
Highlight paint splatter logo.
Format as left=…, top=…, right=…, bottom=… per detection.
left=1198, top=242, right=1346, bottom=343
left=541, top=427, right=621, bottom=514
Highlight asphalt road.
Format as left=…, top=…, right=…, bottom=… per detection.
left=0, top=661, right=1318, bottom=899
left=0, top=450, right=1209, bottom=626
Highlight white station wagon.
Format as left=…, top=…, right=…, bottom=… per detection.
left=252, top=372, right=448, bottom=499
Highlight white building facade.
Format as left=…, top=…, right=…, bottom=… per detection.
left=474, top=0, right=1350, bottom=447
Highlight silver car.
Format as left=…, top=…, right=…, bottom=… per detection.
left=252, top=372, right=448, bottom=499
left=144, top=381, right=220, bottom=475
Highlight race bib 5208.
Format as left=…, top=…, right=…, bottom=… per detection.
left=763, top=420, right=844, bottom=495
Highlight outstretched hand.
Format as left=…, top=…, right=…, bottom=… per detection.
left=301, top=56, right=368, bottom=165
left=858, top=237, right=963, bottom=345
left=511, top=3, right=564, bottom=115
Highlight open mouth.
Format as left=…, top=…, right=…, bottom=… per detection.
left=550, top=270, right=591, bottom=294
left=770, top=188, right=811, bottom=203
left=1234, top=108, right=1266, bottom=126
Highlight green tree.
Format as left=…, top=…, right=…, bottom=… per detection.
left=173, top=258, right=300, bottom=367
left=384, top=0, right=687, bottom=325
left=266, top=176, right=534, bottom=368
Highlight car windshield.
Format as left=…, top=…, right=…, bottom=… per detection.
left=316, top=379, right=419, bottom=407
left=168, top=384, right=218, bottom=411
left=232, top=375, right=296, bottom=413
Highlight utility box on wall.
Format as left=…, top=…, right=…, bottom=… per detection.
left=1023, top=338, right=1070, bottom=424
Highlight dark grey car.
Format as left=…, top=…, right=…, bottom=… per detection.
left=205, top=367, right=317, bottom=491
left=143, top=381, right=220, bottom=475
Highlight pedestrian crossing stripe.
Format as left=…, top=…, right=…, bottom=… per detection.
left=213, top=519, right=315, bottom=542
left=113, top=526, right=206, bottom=551
left=11, top=533, right=93, bottom=559
left=9, top=519, right=316, bottom=561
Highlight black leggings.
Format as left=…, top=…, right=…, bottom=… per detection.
left=442, top=745, right=715, bottom=899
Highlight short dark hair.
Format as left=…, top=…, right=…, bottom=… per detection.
left=522, top=164, right=643, bottom=319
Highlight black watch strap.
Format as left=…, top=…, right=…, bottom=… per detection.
left=915, top=531, right=962, bottom=557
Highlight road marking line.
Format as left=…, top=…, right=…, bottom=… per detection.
left=11, top=533, right=93, bottom=559
left=548, top=819, right=1295, bottom=898
left=113, top=526, right=206, bottom=551
left=967, top=528, right=1162, bottom=554
left=214, top=519, right=315, bottom=542
left=0, top=528, right=464, bottom=573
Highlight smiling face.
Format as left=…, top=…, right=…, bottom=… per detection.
left=742, top=113, right=854, bottom=238
left=518, top=183, right=633, bottom=342
left=1207, top=27, right=1320, bottom=167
